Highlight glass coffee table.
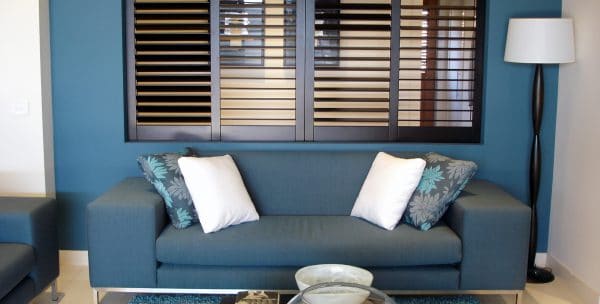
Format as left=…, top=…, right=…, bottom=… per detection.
left=220, top=283, right=394, bottom=304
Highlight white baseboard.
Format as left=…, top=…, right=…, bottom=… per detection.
left=59, top=250, right=88, bottom=266
left=535, top=253, right=548, bottom=267
left=547, top=255, right=600, bottom=304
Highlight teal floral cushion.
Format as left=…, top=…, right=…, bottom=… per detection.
left=402, top=152, right=478, bottom=231
left=137, top=151, right=199, bottom=229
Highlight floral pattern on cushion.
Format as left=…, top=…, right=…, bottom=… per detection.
left=402, top=152, right=478, bottom=231
left=137, top=152, right=199, bottom=229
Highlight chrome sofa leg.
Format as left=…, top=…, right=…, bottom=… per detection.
left=51, top=280, right=59, bottom=302
left=92, top=288, right=100, bottom=304
left=515, top=290, right=523, bottom=304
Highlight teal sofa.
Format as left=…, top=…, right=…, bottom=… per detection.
left=87, top=152, right=530, bottom=303
left=0, top=197, right=59, bottom=304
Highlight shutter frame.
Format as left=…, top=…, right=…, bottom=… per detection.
left=218, top=0, right=301, bottom=141
left=126, top=0, right=484, bottom=143
left=396, top=0, right=484, bottom=143
left=311, top=0, right=393, bottom=142
left=127, top=0, right=213, bottom=141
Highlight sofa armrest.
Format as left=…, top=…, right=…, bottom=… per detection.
left=87, top=177, right=167, bottom=288
left=0, top=197, right=59, bottom=293
left=445, top=180, right=531, bottom=290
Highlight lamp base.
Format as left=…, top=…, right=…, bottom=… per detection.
left=527, top=266, right=555, bottom=283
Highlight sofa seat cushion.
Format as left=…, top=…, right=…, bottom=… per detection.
left=0, top=243, right=34, bottom=299
left=156, top=216, right=461, bottom=267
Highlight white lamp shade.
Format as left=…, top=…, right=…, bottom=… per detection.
left=504, top=18, right=575, bottom=64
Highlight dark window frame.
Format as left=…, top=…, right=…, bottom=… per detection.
left=125, top=0, right=485, bottom=143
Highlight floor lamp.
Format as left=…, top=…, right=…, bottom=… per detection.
left=504, top=18, right=575, bottom=283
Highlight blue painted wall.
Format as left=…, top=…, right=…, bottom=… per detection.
left=50, top=0, right=562, bottom=250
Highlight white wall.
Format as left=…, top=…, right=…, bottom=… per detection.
left=550, top=0, right=600, bottom=301
left=0, top=0, right=54, bottom=196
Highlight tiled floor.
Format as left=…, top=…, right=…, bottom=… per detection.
left=32, top=264, right=585, bottom=304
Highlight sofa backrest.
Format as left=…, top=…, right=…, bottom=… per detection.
left=204, top=151, right=421, bottom=216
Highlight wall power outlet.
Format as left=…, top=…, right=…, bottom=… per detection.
left=10, top=100, right=29, bottom=116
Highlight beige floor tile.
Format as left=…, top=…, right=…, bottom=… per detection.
left=100, top=292, right=134, bottom=304
left=479, top=294, right=513, bottom=304
left=524, top=278, right=585, bottom=304
left=55, top=265, right=80, bottom=282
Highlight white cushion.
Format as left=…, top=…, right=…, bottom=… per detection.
left=351, top=152, right=426, bottom=230
left=178, top=155, right=259, bottom=233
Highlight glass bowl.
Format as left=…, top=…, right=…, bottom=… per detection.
left=287, top=282, right=395, bottom=304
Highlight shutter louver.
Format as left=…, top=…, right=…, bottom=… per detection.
left=398, top=0, right=480, bottom=133
left=132, top=0, right=212, bottom=134
left=219, top=0, right=299, bottom=140
left=311, top=0, right=392, bottom=141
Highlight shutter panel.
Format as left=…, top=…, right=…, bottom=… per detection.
left=129, top=0, right=212, bottom=140
left=310, top=0, right=392, bottom=141
left=397, top=0, right=483, bottom=142
left=219, top=0, right=300, bottom=141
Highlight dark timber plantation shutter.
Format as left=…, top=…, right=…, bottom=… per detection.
left=219, top=0, right=301, bottom=141
left=309, top=0, right=392, bottom=141
left=126, top=0, right=484, bottom=142
left=396, top=0, right=483, bottom=142
left=128, top=0, right=212, bottom=140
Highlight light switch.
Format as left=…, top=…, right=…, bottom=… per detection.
left=10, top=101, right=29, bottom=116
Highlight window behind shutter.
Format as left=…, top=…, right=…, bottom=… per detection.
left=126, top=0, right=484, bottom=142
left=308, top=0, right=392, bottom=141
left=219, top=0, right=301, bottom=140
left=397, top=0, right=483, bottom=142
left=127, top=0, right=212, bottom=140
